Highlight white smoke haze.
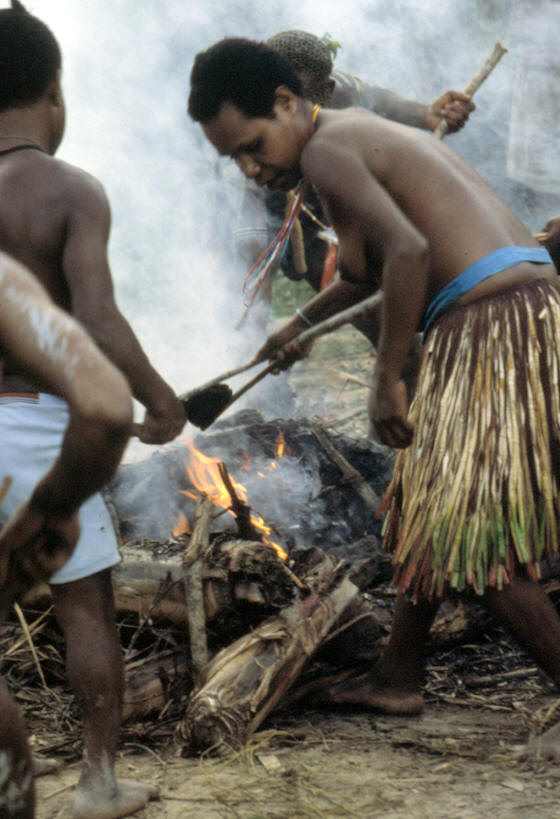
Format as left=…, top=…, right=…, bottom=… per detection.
left=20, top=0, right=560, bottom=419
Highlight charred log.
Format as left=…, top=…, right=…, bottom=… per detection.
left=181, top=549, right=361, bottom=754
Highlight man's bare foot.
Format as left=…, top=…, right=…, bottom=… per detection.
left=315, top=671, right=424, bottom=715
left=72, top=778, right=159, bottom=819
left=32, top=750, right=62, bottom=776
left=526, top=721, right=560, bottom=762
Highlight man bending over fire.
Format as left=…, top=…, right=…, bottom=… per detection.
left=188, top=36, right=560, bottom=760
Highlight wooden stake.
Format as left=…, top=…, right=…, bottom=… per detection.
left=183, top=496, right=212, bottom=673
left=434, top=42, right=508, bottom=140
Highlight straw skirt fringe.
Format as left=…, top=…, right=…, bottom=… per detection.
left=381, top=278, right=560, bottom=600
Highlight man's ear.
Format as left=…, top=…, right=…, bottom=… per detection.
left=273, top=85, right=298, bottom=115
left=46, top=71, right=63, bottom=107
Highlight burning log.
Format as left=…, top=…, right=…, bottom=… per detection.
left=22, top=535, right=297, bottom=629
left=181, top=548, right=361, bottom=754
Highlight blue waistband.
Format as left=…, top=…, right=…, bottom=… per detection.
left=421, top=246, right=553, bottom=339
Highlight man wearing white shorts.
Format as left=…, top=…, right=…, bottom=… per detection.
left=0, top=393, right=121, bottom=584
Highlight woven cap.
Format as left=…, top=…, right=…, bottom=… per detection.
left=267, top=30, right=333, bottom=104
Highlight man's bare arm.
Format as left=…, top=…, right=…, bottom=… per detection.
left=60, top=169, right=186, bottom=444
left=256, top=277, right=373, bottom=362
left=0, top=253, right=132, bottom=597
left=341, top=78, right=474, bottom=133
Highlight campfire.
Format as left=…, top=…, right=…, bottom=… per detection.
left=9, top=409, right=558, bottom=758
left=172, top=434, right=287, bottom=559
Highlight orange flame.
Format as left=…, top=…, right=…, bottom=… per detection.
left=173, top=437, right=286, bottom=559
left=172, top=511, right=191, bottom=538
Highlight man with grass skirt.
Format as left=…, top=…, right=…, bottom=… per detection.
left=189, top=36, right=560, bottom=759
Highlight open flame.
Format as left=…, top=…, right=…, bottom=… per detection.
left=172, top=511, right=191, bottom=538
left=173, top=436, right=287, bottom=558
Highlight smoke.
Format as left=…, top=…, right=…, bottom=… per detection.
left=21, top=0, right=560, bottom=420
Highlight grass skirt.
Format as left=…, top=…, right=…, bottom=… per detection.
left=381, top=278, right=560, bottom=600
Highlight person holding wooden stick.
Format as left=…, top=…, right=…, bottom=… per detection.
left=0, top=253, right=132, bottom=819
left=234, top=30, right=475, bottom=405
left=189, top=37, right=560, bottom=758
left=0, top=3, right=181, bottom=815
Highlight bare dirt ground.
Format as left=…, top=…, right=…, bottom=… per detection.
left=34, top=692, right=560, bottom=819
left=22, top=326, right=560, bottom=817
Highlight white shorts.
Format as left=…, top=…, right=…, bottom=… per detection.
left=0, top=392, right=121, bottom=584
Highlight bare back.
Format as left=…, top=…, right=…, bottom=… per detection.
left=301, top=108, right=553, bottom=305
left=0, top=144, right=112, bottom=388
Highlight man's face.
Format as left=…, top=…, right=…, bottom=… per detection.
left=202, top=91, right=304, bottom=191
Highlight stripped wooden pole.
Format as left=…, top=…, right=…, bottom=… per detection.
left=434, top=42, right=508, bottom=140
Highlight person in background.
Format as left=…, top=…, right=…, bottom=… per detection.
left=0, top=252, right=132, bottom=819
left=0, top=3, right=185, bottom=816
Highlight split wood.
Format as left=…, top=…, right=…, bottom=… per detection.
left=179, top=359, right=260, bottom=401
left=434, top=42, right=508, bottom=139
left=182, top=550, right=359, bottom=753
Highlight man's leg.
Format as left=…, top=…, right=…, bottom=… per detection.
left=321, top=594, right=439, bottom=713
left=483, top=573, right=560, bottom=760
left=51, top=570, right=157, bottom=819
left=0, top=678, right=34, bottom=819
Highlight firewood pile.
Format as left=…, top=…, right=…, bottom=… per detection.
left=3, top=411, right=560, bottom=759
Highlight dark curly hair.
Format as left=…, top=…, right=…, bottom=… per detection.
left=0, top=1, right=62, bottom=113
left=188, top=37, right=302, bottom=123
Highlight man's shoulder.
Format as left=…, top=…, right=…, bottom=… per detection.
left=45, top=157, right=107, bottom=205
left=309, top=107, right=381, bottom=145
left=23, top=157, right=110, bottom=230
left=331, top=69, right=389, bottom=110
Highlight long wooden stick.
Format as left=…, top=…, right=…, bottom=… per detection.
left=226, top=291, right=384, bottom=407
left=182, top=289, right=384, bottom=404
left=179, top=359, right=259, bottom=402
left=434, top=42, right=508, bottom=140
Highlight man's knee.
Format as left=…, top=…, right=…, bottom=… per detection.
left=51, top=568, right=115, bottom=633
